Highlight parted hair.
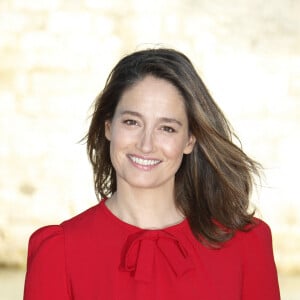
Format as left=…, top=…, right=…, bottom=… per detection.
left=86, top=48, right=260, bottom=246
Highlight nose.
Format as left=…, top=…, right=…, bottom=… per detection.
left=136, top=128, right=155, bottom=153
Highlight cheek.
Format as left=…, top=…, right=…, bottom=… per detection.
left=158, top=137, right=188, bottom=159
left=110, top=127, right=136, bottom=152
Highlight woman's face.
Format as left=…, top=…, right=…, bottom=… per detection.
left=105, top=75, right=195, bottom=191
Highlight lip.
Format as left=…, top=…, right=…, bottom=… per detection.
left=128, top=154, right=161, bottom=170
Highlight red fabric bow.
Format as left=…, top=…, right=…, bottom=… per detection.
left=120, top=230, right=194, bottom=282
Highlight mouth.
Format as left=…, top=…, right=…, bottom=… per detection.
left=128, top=155, right=161, bottom=167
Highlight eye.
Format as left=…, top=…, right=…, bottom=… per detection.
left=161, top=126, right=176, bottom=133
left=123, top=119, right=138, bottom=126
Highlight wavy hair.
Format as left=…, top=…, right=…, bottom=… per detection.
left=85, top=48, right=260, bottom=246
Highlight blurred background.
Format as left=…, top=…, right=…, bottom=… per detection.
left=0, top=0, right=299, bottom=299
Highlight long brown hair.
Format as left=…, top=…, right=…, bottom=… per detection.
left=85, top=48, right=260, bottom=246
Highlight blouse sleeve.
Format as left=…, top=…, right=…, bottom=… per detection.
left=23, top=225, right=71, bottom=300
left=241, top=220, right=280, bottom=300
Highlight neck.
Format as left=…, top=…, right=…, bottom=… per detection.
left=105, top=184, right=184, bottom=229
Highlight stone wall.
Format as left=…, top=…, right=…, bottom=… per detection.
left=0, top=0, right=299, bottom=274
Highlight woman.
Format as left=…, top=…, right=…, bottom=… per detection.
left=24, top=48, right=280, bottom=299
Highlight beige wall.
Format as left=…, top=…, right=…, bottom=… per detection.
left=0, top=0, right=299, bottom=275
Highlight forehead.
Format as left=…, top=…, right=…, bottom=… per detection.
left=115, top=76, right=187, bottom=118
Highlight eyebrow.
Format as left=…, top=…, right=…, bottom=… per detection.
left=120, top=110, right=183, bottom=126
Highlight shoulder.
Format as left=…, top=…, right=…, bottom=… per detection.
left=61, top=202, right=103, bottom=238
left=27, top=225, right=64, bottom=261
left=234, top=217, right=277, bottom=268
left=249, top=217, right=272, bottom=236
left=30, top=225, right=63, bottom=242
left=25, top=226, right=72, bottom=298
left=28, top=203, right=102, bottom=258
left=26, top=226, right=67, bottom=285
left=235, top=221, right=281, bottom=298
left=237, top=218, right=273, bottom=247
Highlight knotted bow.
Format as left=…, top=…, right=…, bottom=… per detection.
left=120, top=230, right=195, bottom=282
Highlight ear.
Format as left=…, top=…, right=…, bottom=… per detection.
left=183, top=134, right=196, bottom=154
left=104, top=120, right=112, bottom=141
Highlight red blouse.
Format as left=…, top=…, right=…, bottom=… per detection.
left=24, top=200, right=280, bottom=299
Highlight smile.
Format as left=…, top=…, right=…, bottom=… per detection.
left=128, top=155, right=161, bottom=166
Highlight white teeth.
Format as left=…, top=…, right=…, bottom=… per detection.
left=130, top=156, right=160, bottom=166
